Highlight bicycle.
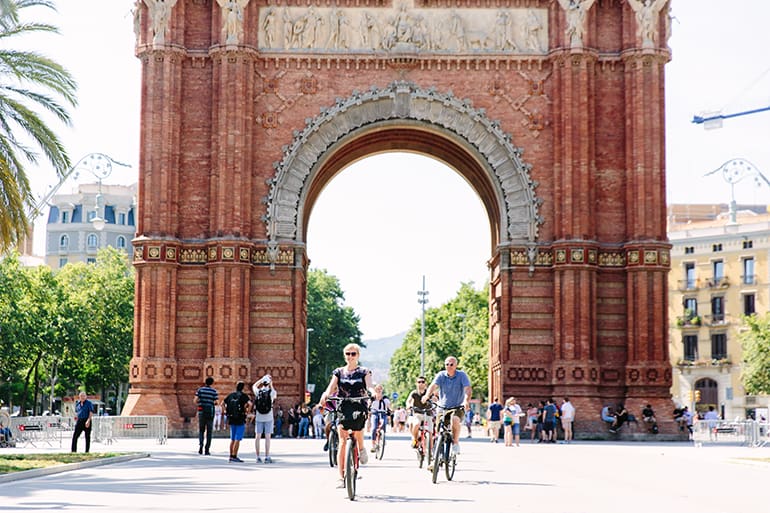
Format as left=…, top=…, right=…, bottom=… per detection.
left=371, top=410, right=388, bottom=460
left=431, top=404, right=463, bottom=484
left=328, top=395, right=370, bottom=501
left=323, top=403, right=339, bottom=468
left=412, top=406, right=434, bottom=469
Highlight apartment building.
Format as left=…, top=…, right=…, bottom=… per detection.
left=668, top=204, right=769, bottom=420
left=45, top=183, right=136, bottom=268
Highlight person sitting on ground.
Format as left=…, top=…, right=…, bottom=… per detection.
left=601, top=405, right=614, bottom=425
left=642, top=404, right=658, bottom=434
left=609, top=403, right=628, bottom=433
left=0, top=422, right=13, bottom=447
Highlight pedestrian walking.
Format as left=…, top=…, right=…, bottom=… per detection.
left=71, top=391, right=94, bottom=453
left=224, top=381, right=251, bottom=462
left=195, top=377, right=218, bottom=455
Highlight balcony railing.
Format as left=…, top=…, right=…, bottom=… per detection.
left=677, top=279, right=699, bottom=291
left=706, top=276, right=730, bottom=289
left=741, top=274, right=758, bottom=286
left=676, top=355, right=732, bottom=368
left=704, top=314, right=731, bottom=326
left=676, top=315, right=702, bottom=328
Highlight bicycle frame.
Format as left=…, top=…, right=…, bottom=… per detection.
left=413, top=407, right=435, bottom=469
left=328, top=395, right=369, bottom=500
left=431, top=406, right=461, bottom=484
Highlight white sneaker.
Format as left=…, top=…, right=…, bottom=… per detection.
left=336, top=478, right=345, bottom=489
left=359, top=449, right=368, bottom=465
left=452, top=443, right=460, bottom=455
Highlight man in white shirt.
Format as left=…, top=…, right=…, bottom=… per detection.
left=560, top=397, right=576, bottom=442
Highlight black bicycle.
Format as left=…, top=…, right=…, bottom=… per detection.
left=371, top=410, right=388, bottom=460
left=329, top=396, right=370, bottom=501
left=323, top=402, right=339, bottom=468
left=431, top=405, right=463, bottom=484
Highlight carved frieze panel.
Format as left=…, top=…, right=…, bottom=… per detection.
left=258, top=3, right=548, bottom=56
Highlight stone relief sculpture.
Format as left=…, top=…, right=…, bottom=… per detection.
left=132, top=1, right=142, bottom=44
left=523, top=9, right=543, bottom=53
left=557, top=0, right=596, bottom=48
left=259, top=6, right=548, bottom=55
left=216, top=0, right=250, bottom=45
left=359, top=11, right=379, bottom=50
left=144, top=0, right=177, bottom=45
left=628, top=0, right=667, bottom=48
left=262, top=6, right=276, bottom=49
left=326, top=8, right=349, bottom=49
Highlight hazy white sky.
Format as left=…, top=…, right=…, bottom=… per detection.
left=20, top=1, right=770, bottom=340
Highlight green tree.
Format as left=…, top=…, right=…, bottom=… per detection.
left=0, top=0, right=77, bottom=251
left=387, top=282, right=488, bottom=405
left=306, top=268, right=363, bottom=403
left=741, top=313, right=770, bottom=394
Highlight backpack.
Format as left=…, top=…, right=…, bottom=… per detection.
left=255, top=388, right=273, bottom=414
left=225, top=392, right=244, bottom=419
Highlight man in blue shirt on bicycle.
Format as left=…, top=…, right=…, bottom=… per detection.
left=422, top=355, right=472, bottom=455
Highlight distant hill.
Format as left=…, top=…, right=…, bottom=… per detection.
left=361, top=331, right=406, bottom=384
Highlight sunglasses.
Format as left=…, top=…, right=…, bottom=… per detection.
left=345, top=352, right=358, bottom=356
left=445, top=362, right=456, bottom=367
left=417, top=380, right=426, bottom=384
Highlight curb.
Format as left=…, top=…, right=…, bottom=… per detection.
left=0, top=452, right=150, bottom=484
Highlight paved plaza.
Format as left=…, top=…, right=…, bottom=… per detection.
left=1, top=431, right=768, bottom=512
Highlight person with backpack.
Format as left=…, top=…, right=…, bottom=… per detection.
left=252, top=375, right=277, bottom=463
left=224, top=381, right=252, bottom=462
left=195, top=377, right=218, bottom=455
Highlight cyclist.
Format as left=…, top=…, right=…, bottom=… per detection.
left=369, top=384, right=391, bottom=453
left=406, top=376, right=433, bottom=448
left=319, top=342, right=372, bottom=487
left=422, top=355, right=472, bottom=455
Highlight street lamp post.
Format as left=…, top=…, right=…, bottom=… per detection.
left=305, top=328, right=314, bottom=396
left=417, top=276, right=429, bottom=376
left=704, top=158, right=770, bottom=224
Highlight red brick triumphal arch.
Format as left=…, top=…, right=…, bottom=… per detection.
left=125, top=0, right=675, bottom=435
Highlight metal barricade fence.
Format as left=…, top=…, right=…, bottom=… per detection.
left=5, top=415, right=167, bottom=447
left=692, top=419, right=759, bottom=447
left=92, top=416, right=168, bottom=445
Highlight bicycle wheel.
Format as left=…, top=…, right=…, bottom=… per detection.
left=431, top=435, right=443, bottom=484
left=328, top=429, right=339, bottom=467
left=425, top=430, right=433, bottom=470
left=376, top=430, right=386, bottom=460
left=445, top=440, right=456, bottom=481
left=417, top=434, right=425, bottom=468
left=345, top=439, right=357, bottom=500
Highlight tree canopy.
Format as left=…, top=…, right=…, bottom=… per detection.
left=387, top=282, right=489, bottom=405
left=306, top=268, right=363, bottom=402
left=740, top=313, right=770, bottom=395
left=0, top=0, right=77, bottom=251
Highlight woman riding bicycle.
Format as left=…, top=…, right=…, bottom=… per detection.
left=319, top=342, right=372, bottom=487
left=369, top=384, right=391, bottom=453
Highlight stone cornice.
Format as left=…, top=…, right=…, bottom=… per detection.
left=507, top=243, right=671, bottom=270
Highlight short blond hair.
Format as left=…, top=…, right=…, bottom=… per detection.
left=343, top=343, right=361, bottom=355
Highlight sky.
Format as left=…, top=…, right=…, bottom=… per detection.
left=17, top=1, right=770, bottom=340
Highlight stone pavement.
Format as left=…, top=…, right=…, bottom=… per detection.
left=1, top=431, right=768, bottom=512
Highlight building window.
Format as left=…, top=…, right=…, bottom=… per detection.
left=683, top=335, right=698, bottom=361
left=743, top=258, right=755, bottom=285
left=87, top=257, right=96, bottom=264
left=710, top=296, right=724, bottom=323
left=58, top=257, right=67, bottom=268
left=118, top=212, right=126, bottom=225
left=695, top=378, right=718, bottom=406
left=87, top=210, right=97, bottom=222
left=59, top=234, right=69, bottom=249
left=743, top=240, right=753, bottom=249
left=116, top=236, right=126, bottom=249
left=712, top=243, right=723, bottom=252
left=684, top=262, right=696, bottom=289
left=61, top=211, right=69, bottom=224
left=744, top=294, right=756, bottom=316
left=87, top=233, right=98, bottom=248
left=684, top=246, right=694, bottom=254
left=711, top=333, right=727, bottom=360
left=683, top=297, right=698, bottom=317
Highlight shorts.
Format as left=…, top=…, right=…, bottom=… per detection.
left=230, top=424, right=246, bottom=441
left=543, top=421, right=555, bottom=433
left=412, top=413, right=434, bottom=431
left=255, top=420, right=274, bottom=436
left=512, top=423, right=521, bottom=436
